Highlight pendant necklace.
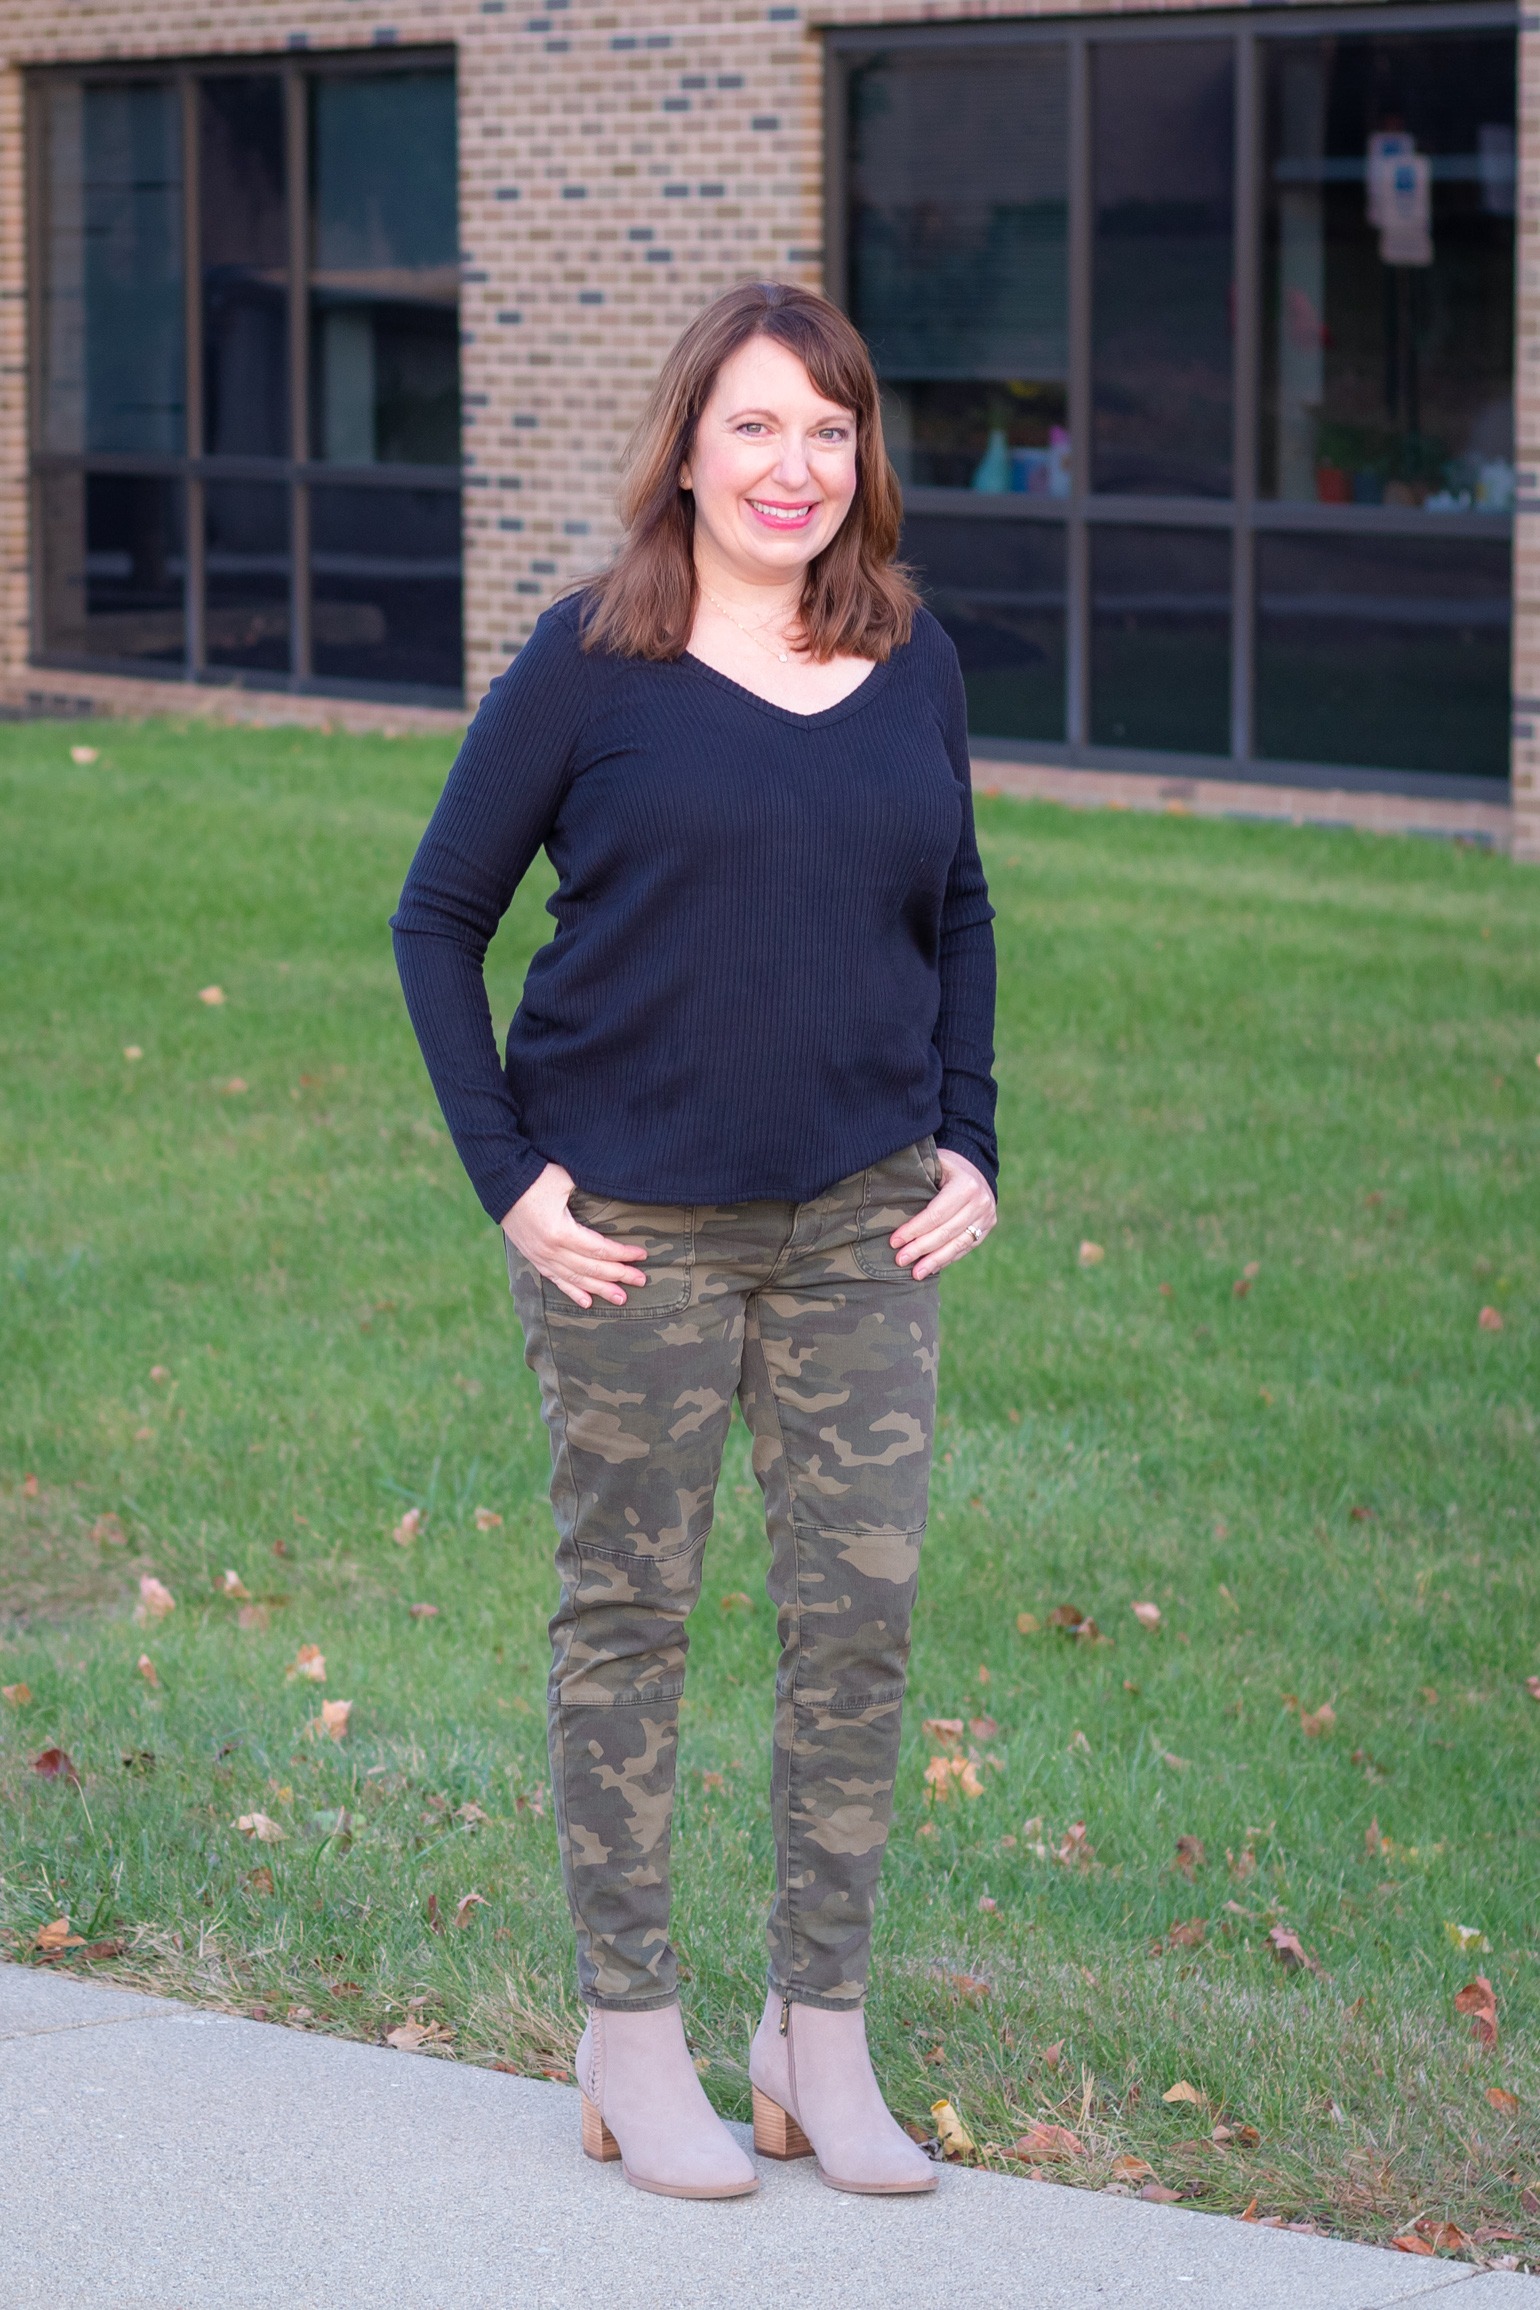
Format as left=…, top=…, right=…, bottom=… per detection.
left=700, top=580, right=801, bottom=666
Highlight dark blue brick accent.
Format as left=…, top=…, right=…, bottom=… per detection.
left=499, top=517, right=525, bottom=532
left=751, top=116, right=780, bottom=131
left=516, top=581, right=541, bottom=594
left=563, top=520, right=590, bottom=535
left=627, top=226, right=653, bottom=242
left=372, top=25, right=398, bottom=44
left=645, top=249, right=673, bottom=263
left=610, top=34, right=637, bottom=47
left=716, top=72, right=743, bottom=86
left=514, top=414, right=539, bottom=428
left=699, top=183, right=725, bottom=197
left=681, top=73, right=707, bottom=87
left=497, top=310, right=523, bottom=323
left=561, top=185, right=588, bottom=199
left=286, top=28, right=309, bottom=46
left=578, top=290, right=604, bottom=305
left=662, top=98, right=689, bottom=112
left=531, top=559, right=557, bottom=574
left=663, top=184, right=688, bottom=197
left=495, top=187, right=521, bottom=201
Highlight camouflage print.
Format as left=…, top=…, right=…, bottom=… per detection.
left=506, top=1139, right=942, bottom=2012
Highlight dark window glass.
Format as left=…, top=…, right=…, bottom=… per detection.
left=1261, top=34, right=1515, bottom=509
left=206, top=483, right=291, bottom=675
left=311, top=485, right=461, bottom=694
left=904, top=513, right=1065, bottom=742
left=1092, top=42, right=1234, bottom=497
left=41, top=81, right=184, bottom=455
left=201, top=77, right=289, bottom=458
left=39, top=472, right=185, bottom=664
left=1255, top=532, right=1509, bottom=776
left=846, top=46, right=1071, bottom=494
left=1091, top=526, right=1230, bottom=753
left=310, top=73, right=460, bottom=466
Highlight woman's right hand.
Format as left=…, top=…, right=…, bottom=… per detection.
left=500, top=1163, right=648, bottom=1309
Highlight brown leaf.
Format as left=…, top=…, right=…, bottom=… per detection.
left=235, top=1811, right=286, bottom=1843
left=948, top=1971, right=991, bottom=2005
left=35, top=1917, right=84, bottom=1953
left=385, top=2020, right=449, bottom=2052
left=1300, top=1703, right=1336, bottom=1738
left=1078, top=1241, right=1105, bottom=1267
left=217, top=1568, right=251, bottom=1599
left=237, top=1604, right=271, bottom=1632
left=1173, top=1835, right=1206, bottom=1879
left=1142, top=2182, right=1182, bottom=2203
left=427, top=1893, right=442, bottom=1932
left=1228, top=1847, right=1257, bottom=1880
left=244, top=1866, right=275, bottom=1896
left=1486, top=2087, right=1520, bottom=2114
left=77, top=1938, right=126, bottom=1962
left=452, top=1891, right=488, bottom=1930
left=408, top=1602, right=440, bottom=1619
left=922, top=1717, right=965, bottom=1748
left=92, top=1513, right=126, bottom=1545
left=316, top=1699, right=351, bottom=1742
left=1237, top=2197, right=1260, bottom=2222
left=1478, top=1305, right=1504, bottom=1332
left=1413, top=2218, right=1471, bottom=2252
left=1365, top=1818, right=1384, bottom=1856
left=1016, top=1611, right=1041, bottom=1634
left=133, top=1653, right=161, bottom=1690
left=1390, top=2235, right=1436, bottom=2256
left=1039, top=2040, right=1064, bottom=2070
left=1168, top=1918, right=1207, bottom=1949
left=719, top=1591, right=752, bottom=1613
left=1454, top=1975, right=1498, bottom=2049
left=473, top=1506, right=504, bottom=1531
left=1267, top=1925, right=1325, bottom=1976
left=1131, top=1601, right=1162, bottom=1630
left=197, top=985, right=226, bottom=1006
left=1111, top=2154, right=1155, bottom=2184
left=1046, top=1605, right=1085, bottom=1629
left=2, top=1683, right=32, bottom=1708
left=134, top=1575, right=175, bottom=1624
left=922, top=2041, right=946, bottom=2066
left=1525, top=1676, right=1540, bottom=1702
left=969, top=1715, right=999, bottom=1740
left=701, top=1770, right=725, bottom=1793
left=1010, top=2122, right=1085, bottom=2161
left=1223, top=2123, right=1262, bottom=2148
left=393, top=1508, right=423, bottom=1547
left=30, top=1747, right=80, bottom=1785
left=455, top=1801, right=490, bottom=1827
left=1055, top=1821, right=1095, bottom=1869
left=21, top=1472, right=40, bottom=1497
left=1163, top=2081, right=1205, bottom=2107
left=287, top=1644, right=325, bottom=1683
left=978, top=1895, right=998, bottom=1914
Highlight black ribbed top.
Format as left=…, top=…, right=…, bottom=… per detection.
left=391, top=594, right=997, bottom=1223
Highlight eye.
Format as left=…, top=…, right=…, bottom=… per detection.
left=736, top=420, right=770, bottom=436
left=815, top=425, right=852, bottom=443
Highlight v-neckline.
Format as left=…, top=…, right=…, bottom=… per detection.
left=679, top=650, right=890, bottom=728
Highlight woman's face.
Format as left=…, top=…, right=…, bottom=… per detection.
left=680, top=335, right=859, bottom=586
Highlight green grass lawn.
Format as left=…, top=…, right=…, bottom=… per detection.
left=2, top=718, right=1537, bottom=2264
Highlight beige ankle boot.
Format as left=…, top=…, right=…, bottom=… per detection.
left=575, top=2004, right=757, bottom=2200
left=748, top=1992, right=937, bottom=2195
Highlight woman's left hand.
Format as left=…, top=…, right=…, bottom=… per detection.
left=891, top=1148, right=997, bottom=1281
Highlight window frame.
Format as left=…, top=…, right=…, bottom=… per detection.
left=825, top=1, right=1517, bottom=800
left=24, top=44, right=463, bottom=708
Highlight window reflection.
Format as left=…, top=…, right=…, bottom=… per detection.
left=201, top=78, right=289, bottom=458
left=904, top=513, right=1066, bottom=741
left=311, top=485, right=461, bottom=694
left=1092, top=43, right=1234, bottom=496
left=847, top=47, right=1070, bottom=493
left=1261, top=34, right=1515, bottom=507
left=206, top=483, right=291, bottom=675
left=42, top=81, right=184, bottom=456
left=40, top=473, right=185, bottom=664
left=1091, top=526, right=1231, bottom=753
left=1255, top=532, right=1509, bottom=774
left=309, top=72, right=460, bottom=465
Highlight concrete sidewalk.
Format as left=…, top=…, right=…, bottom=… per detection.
left=2, top=1966, right=1534, bottom=2310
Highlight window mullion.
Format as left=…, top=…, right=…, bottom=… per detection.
left=181, top=69, right=205, bottom=676
left=1231, top=28, right=1261, bottom=765
left=1066, top=32, right=1093, bottom=752
left=286, top=61, right=311, bottom=682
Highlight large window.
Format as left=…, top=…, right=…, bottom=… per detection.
left=834, top=8, right=1514, bottom=792
left=28, top=53, right=462, bottom=706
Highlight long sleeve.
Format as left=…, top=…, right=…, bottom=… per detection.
left=933, top=643, right=1000, bottom=1194
left=391, top=608, right=590, bottom=1222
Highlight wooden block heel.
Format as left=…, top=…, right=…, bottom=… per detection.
left=752, top=2084, right=814, bottom=2160
left=581, top=2092, right=622, bottom=2162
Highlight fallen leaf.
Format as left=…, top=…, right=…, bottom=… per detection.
left=30, top=1748, right=80, bottom=1785
left=978, top=1895, right=998, bottom=1914
left=1349, top=1505, right=1373, bottom=1522
left=92, top=1513, right=126, bottom=1545
left=1526, top=1677, right=1540, bottom=1702
left=35, top=1917, right=84, bottom=1953
left=948, top=1972, right=991, bottom=2005
left=1267, top=1925, right=1325, bottom=1976
left=1112, top=2155, right=1155, bottom=2184
left=1228, top=1846, right=1257, bottom=1881
left=317, top=1699, right=352, bottom=1743
left=1159, top=1751, right=1191, bottom=1772
left=452, top=1892, right=488, bottom=1929
left=922, top=2040, right=946, bottom=2066
left=1039, top=2040, right=1063, bottom=2069
left=719, top=1591, right=752, bottom=1612
left=969, top=1715, right=999, bottom=1739
left=1078, top=1240, right=1105, bottom=1268
left=1444, top=1922, right=1490, bottom=1954
left=1055, top=1821, right=1095, bottom=1869
left=1046, top=1604, right=1084, bottom=1629
left=123, top=1045, right=143, bottom=1061
left=244, top=1866, right=275, bottom=1896
left=134, top=1575, right=175, bottom=1624
left=1224, top=2123, right=1261, bottom=2148
left=977, top=1664, right=992, bottom=1684
left=427, top=1893, right=442, bottom=1932
left=1478, top=1306, right=1503, bottom=1332
left=70, top=744, right=99, bottom=764
left=1486, top=2087, right=1520, bottom=2115
left=931, top=2099, right=976, bottom=2156
left=77, top=1938, right=127, bottom=1962
left=287, top=1645, right=326, bottom=1684
left=198, top=985, right=226, bottom=1006
left=473, top=1507, right=503, bottom=1531
left=121, top=1748, right=155, bottom=1775
left=1142, top=2182, right=1183, bottom=2203
left=237, top=1604, right=271, bottom=1632
left=385, top=2021, right=434, bottom=2051
left=1454, top=1974, right=1498, bottom=2049
left=133, top=1427, right=153, bottom=1442
left=701, top=1771, right=725, bottom=1793
left=236, top=1812, right=287, bottom=1843
left=1010, top=2122, right=1085, bottom=2161
left=1365, top=1819, right=1384, bottom=1857
left=1233, top=1277, right=1253, bottom=1299
left=1238, top=2198, right=1260, bottom=2222
left=1167, top=1918, right=1207, bottom=1949
left=1173, top=1835, right=1206, bottom=1879
left=923, top=1717, right=965, bottom=1748
left=455, top=1801, right=490, bottom=1827
left=1068, top=1730, right=1092, bottom=1756
left=1412, top=2218, right=1470, bottom=2253
left=408, top=1601, right=440, bottom=1619
left=2, top=1684, right=32, bottom=1708
left=1016, top=1612, right=1041, bottom=1634
left=221, top=1078, right=248, bottom=1097
left=1300, top=1702, right=1336, bottom=1738
left=1163, top=2081, right=1206, bottom=2107
left=1131, top=1601, right=1162, bottom=1630
left=218, top=1568, right=251, bottom=1599
left=393, top=1508, right=423, bottom=1547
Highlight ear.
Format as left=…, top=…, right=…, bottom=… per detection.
left=677, top=463, right=692, bottom=493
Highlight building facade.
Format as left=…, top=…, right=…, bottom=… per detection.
left=1, top=0, right=1534, bottom=856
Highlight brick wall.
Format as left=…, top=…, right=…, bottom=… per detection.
left=0, top=0, right=1532, bottom=855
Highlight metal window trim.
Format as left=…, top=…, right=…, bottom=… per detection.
left=831, top=1, right=1516, bottom=787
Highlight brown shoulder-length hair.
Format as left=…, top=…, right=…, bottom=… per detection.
left=577, top=279, right=918, bottom=664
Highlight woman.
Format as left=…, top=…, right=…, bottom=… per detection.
left=393, top=280, right=998, bottom=2202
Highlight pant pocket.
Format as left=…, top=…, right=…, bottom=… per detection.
left=852, top=1139, right=941, bottom=1280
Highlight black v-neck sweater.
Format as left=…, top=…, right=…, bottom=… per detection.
left=392, top=595, right=997, bottom=1223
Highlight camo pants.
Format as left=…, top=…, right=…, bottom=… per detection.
left=507, top=1139, right=942, bottom=2012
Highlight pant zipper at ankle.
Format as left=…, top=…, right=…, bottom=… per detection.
left=779, top=1993, right=791, bottom=2038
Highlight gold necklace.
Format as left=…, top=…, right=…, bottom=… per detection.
left=699, top=580, right=803, bottom=666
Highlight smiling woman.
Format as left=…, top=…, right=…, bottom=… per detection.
left=391, top=279, right=999, bottom=2205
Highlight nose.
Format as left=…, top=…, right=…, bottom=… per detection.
left=771, top=434, right=812, bottom=490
